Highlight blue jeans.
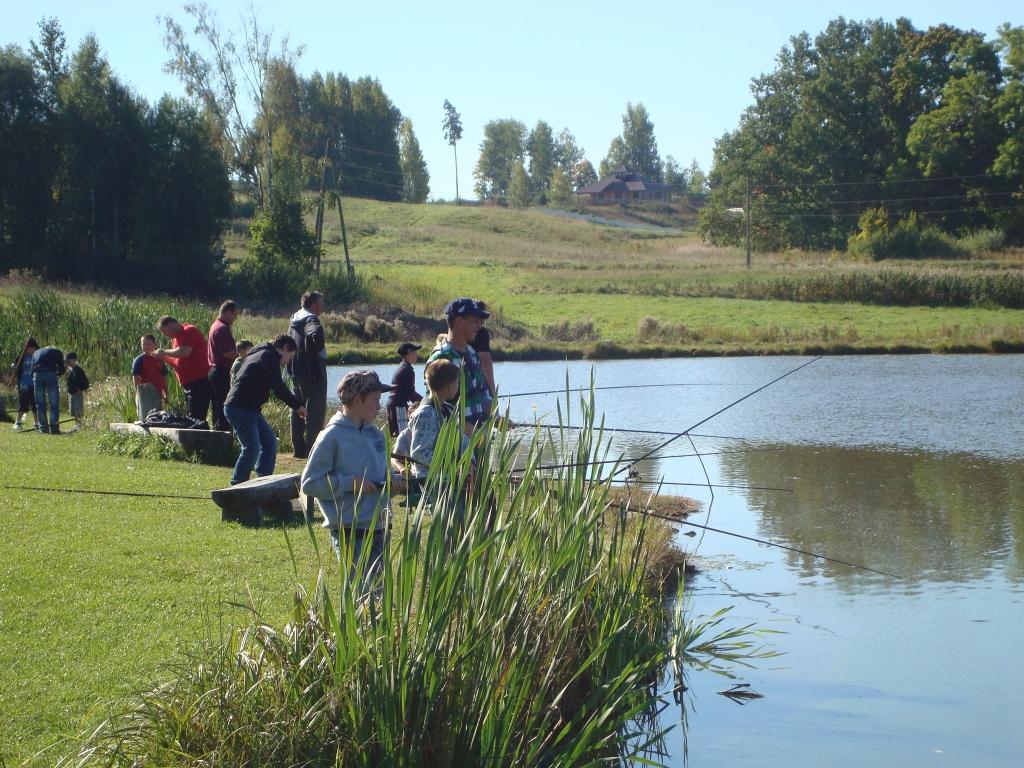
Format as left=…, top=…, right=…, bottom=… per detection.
left=331, top=526, right=388, bottom=599
left=224, top=404, right=278, bottom=485
left=33, top=371, right=60, bottom=433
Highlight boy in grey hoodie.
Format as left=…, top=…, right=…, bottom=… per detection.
left=300, top=370, right=403, bottom=595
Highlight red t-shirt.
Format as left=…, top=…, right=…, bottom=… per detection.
left=207, top=318, right=236, bottom=370
left=132, top=354, right=168, bottom=396
left=169, top=324, right=209, bottom=385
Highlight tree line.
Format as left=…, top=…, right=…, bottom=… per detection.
left=468, top=103, right=707, bottom=207
left=700, top=18, right=1024, bottom=252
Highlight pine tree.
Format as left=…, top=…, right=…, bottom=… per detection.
left=399, top=118, right=430, bottom=203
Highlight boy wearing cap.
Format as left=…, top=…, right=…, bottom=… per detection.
left=426, top=297, right=494, bottom=434
left=301, top=371, right=404, bottom=593
left=386, top=342, right=423, bottom=437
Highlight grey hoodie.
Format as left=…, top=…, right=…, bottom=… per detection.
left=300, top=411, right=395, bottom=530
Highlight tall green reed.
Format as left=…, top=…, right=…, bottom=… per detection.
left=60, top=389, right=771, bottom=767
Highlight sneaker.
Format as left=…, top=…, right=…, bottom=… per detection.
left=68, top=425, right=80, bottom=434
left=12, top=422, right=22, bottom=431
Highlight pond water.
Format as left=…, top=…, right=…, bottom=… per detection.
left=327, top=355, right=1024, bottom=766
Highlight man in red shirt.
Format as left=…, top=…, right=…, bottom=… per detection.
left=207, top=300, right=239, bottom=431
left=155, top=315, right=212, bottom=423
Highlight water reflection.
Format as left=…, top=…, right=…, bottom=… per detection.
left=721, top=444, right=1024, bottom=587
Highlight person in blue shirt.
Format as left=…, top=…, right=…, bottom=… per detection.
left=10, top=338, right=39, bottom=431
left=31, top=345, right=65, bottom=434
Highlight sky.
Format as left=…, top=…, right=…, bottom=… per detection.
left=4, top=1, right=1020, bottom=200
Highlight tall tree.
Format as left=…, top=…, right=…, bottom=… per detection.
left=663, top=155, right=688, bottom=195
left=161, top=2, right=301, bottom=210
left=399, top=117, right=430, bottom=203
left=572, top=159, right=598, bottom=190
left=553, top=128, right=585, bottom=173
left=527, top=120, right=555, bottom=202
left=442, top=99, right=463, bottom=203
left=602, top=103, right=662, bottom=179
left=473, top=118, right=527, bottom=201
left=599, top=136, right=628, bottom=178
left=507, top=161, right=531, bottom=208
left=547, top=165, right=574, bottom=207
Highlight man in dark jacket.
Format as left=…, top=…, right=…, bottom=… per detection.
left=31, top=345, right=65, bottom=434
left=224, top=334, right=307, bottom=485
left=288, top=290, right=327, bottom=458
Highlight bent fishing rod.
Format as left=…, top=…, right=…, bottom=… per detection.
left=514, top=423, right=751, bottom=440
left=616, top=501, right=901, bottom=580
left=610, top=356, right=823, bottom=480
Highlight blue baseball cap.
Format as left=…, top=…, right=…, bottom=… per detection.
left=444, top=297, right=490, bottom=321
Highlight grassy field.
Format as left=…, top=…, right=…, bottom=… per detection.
left=229, top=197, right=1024, bottom=356
left=0, top=420, right=702, bottom=765
left=0, top=427, right=332, bottom=763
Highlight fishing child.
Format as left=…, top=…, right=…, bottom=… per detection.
left=230, top=339, right=253, bottom=384
left=64, top=353, right=90, bottom=432
left=10, top=338, right=39, bottom=431
left=300, top=371, right=403, bottom=596
left=408, top=358, right=472, bottom=497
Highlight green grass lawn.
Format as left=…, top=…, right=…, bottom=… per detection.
left=0, top=428, right=330, bottom=765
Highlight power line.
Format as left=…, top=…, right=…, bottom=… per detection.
left=755, top=171, right=1019, bottom=190
left=756, top=204, right=1024, bottom=220
left=339, top=160, right=405, bottom=178
left=755, top=190, right=1019, bottom=210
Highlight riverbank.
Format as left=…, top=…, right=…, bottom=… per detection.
left=0, top=417, right=701, bottom=764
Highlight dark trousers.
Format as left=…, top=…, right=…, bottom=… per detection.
left=182, top=377, right=212, bottom=423
left=208, top=367, right=231, bottom=431
left=291, top=377, right=327, bottom=458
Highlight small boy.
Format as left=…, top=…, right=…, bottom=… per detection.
left=408, top=359, right=470, bottom=483
left=132, top=334, right=168, bottom=421
left=230, top=339, right=253, bottom=384
left=64, top=353, right=90, bottom=432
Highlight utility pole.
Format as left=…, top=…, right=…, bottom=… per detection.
left=745, top=174, right=752, bottom=269
left=313, top=139, right=331, bottom=277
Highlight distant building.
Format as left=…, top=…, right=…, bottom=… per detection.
left=576, top=165, right=672, bottom=204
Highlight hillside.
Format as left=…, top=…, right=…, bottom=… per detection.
left=223, top=197, right=1024, bottom=358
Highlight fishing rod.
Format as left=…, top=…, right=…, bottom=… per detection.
left=0, top=484, right=209, bottom=500
left=610, top=356, right=823, bottom=480
left=5, top=333, right=33, bottom=387
left=500, top=382, right=728, bottom=399
left=616, top=501, right=902, bottom=580
left=514, top=423, right=751, bottom=440
left=508, top=446, right=786, bottom=474
left=17, top=418, right=78, bottom=434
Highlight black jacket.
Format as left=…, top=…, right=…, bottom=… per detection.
left=287, top=310, right=326, bottom=383
left=388, top=360, right=422, bottom=407
left=66, top=365, right=90, bottom=394
left=31, top=347, right=65, bottom=375
left=225, top=343, right=304, bottom=411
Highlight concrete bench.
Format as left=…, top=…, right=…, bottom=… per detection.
left=110, top=422, right=234, bottom=453
left=211, top=473, right=303, bottom=526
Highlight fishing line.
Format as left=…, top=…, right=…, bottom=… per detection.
left=508, top=446, right=786, bottom=474
left=610, top=479, right=793, bottom=493
left=514, top=423, right=752, bottom=440
left=616, top=502, right=902, bottom=580
left=500, top=382, right=728, bottom=399
left=1, top=484, right=209, bottom=500
left=686, top=433, right=715, bottom=552
left=610, top=356, right=822, bottom=479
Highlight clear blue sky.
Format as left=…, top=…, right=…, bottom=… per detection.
left=5, top=1, right=1020, bottom=199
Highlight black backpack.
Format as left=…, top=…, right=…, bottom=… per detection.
left=141, top=410, right=210, bottom=430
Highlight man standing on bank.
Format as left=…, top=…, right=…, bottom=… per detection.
left=155, top=316, right=211, bottom=424
left=224, top=334, right=307, bottom=485
left=207, top=300, right=239, bottom=431
left=386, top=342, right=423, bottom=437
left=288, top=291, right=327, bottom=458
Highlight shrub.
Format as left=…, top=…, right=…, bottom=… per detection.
left=958, top=228, right=1006, bottom=256
left=848, top=215, right=964, bottom=260
left=538, top=318, right=598, bottom=342
left=637, top=315, right=660, bottom=342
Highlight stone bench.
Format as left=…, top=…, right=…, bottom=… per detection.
left=110, top=422, right=235, bottom=453
left=211, top=473, right=304, bottom=526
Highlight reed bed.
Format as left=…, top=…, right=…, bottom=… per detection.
left=58, top=397, right=771, bottom=767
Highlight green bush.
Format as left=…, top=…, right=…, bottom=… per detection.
left=848, top=217, right=964, bottom=260
left=958, top=228, right=1006, bottom=256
